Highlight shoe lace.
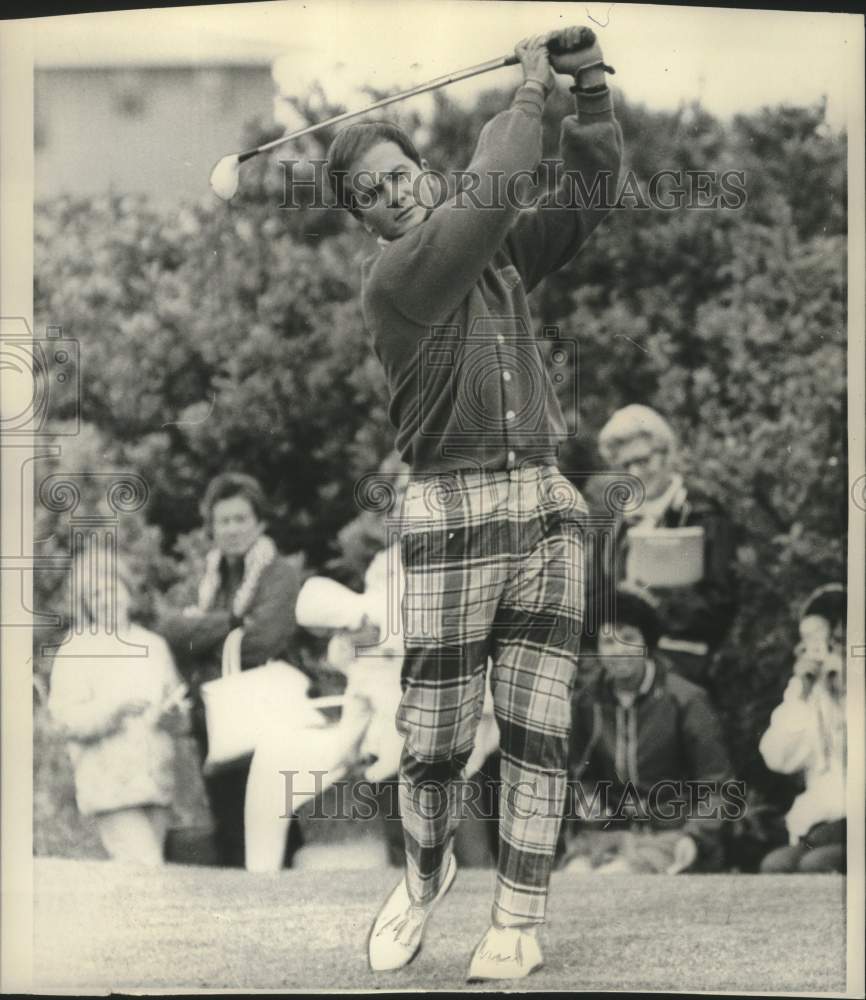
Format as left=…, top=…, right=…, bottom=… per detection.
left=478, top=928, right=524, bottom=965
left=378, top=904, right=426, bottom=948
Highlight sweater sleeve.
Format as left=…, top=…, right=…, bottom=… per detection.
left=680, top=686, right=733, bottom=784
left=158, top=607, right=234, bottom=670
left=759, top=679, right=817, bottom=774
left=238, top=559, right=302, bottom=669
left=504, top=88, right=623, bottom=291
left=678, top=685, right=732, bottom=855
left=371, top=85, right=547, bottom=325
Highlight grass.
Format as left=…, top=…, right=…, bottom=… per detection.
left=34, top=858, right=846, bottom=993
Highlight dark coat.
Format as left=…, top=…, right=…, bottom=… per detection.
left=159, top=555, right=303, bottom=738
left=584, top=481, right=738, bottom=656
left=567, top=656, right=734, bottom=862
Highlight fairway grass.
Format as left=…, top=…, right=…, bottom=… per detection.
left=34, top=857, right=846, bottom=992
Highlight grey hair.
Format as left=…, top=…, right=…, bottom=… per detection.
left=598, top=404, right=677, bottom=465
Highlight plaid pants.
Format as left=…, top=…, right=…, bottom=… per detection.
left=394, top=464, right=586, bottom=926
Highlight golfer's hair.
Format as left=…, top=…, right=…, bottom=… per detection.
left=201, top=472, right=270, bottom=527
left=598, top=404, right=677, bottom=465
left=326, top=121, right=423, bottom=215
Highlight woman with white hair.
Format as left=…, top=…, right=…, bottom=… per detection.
left=49, top=546, right=189, bottom=865
left=591, top=404, right=738, bottom=686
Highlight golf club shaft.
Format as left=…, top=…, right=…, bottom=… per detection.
left=238, top=53, right=519, bottom=163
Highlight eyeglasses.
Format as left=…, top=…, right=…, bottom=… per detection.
left=620, top=448, right=665, bottom=473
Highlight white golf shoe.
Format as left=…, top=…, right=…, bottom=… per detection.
left=367, top=855, right=458, bottom=972
left=466, top=923, right=544, bottom=982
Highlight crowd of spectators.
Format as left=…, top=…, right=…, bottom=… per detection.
left=48, top=405, right=848, bottom=876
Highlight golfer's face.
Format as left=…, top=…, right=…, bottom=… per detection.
left=350, top=141, right=429, bottom=240
left=211, top=495, right=264, bottom=558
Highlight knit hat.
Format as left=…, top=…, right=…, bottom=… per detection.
left=799, top=583, right=845, bottom=630
left=600, top=583, right=663, bottom=651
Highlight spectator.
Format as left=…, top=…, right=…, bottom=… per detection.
left=590, top=404, right=738, bottom=686
left=243, top=542, right=404, bottom=873
left=562, top=584, right=733, bottom=874
left=759, top=584, right=846, bottom=874
left=158, top=472, right=304, bottom=867
left=49, top=547, right=189, bottom=865
left=247, top=535, right=501, bottom=873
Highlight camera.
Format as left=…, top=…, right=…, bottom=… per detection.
left=793, top=614, right=845, bottom=695
left=0, top=318, right=80, bottom=435
left=417, top=316, right=577, bottom=443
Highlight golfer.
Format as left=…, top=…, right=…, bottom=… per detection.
left=327, top=27, right=622, bottom=980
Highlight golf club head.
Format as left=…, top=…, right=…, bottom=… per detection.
left=209, top=153, right=241, bottom=201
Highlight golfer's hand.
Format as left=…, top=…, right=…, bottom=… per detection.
left=515, top=33, right=555, bottom=97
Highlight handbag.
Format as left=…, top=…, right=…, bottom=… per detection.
left=200, top=628, right=336, bottom=774
left=625, top=525, right=705, bottom=587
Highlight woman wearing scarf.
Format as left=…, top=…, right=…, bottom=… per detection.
left=159, top=472, right=304, bottom=867
left=588, top=405, right=738, bottom=687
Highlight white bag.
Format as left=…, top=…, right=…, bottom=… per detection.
left=625, top=525, right=705, bottom=588
left=200, top=628, right=330, bottom=773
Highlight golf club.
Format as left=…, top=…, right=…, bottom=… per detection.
left=209, top=26, right=612, bottom=201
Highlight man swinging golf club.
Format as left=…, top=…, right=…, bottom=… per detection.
left=326, top=26, right=623, bottom=981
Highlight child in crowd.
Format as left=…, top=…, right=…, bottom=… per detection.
left=49, top=547, right=189, bottom=865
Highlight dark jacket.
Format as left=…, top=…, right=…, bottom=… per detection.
left=159, top=555, right=303, bottom=734
left=568, top=656, right=734, bottom=863
left=585, top=481, right=737, bottom=659
left=361, top=84, right=623, bottom=473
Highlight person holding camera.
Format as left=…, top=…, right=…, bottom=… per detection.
left=589, top=404, right=738, bottom=687
left=327, top=27, right=622, bottom=979
left=759, top=584, right=847, bottom=874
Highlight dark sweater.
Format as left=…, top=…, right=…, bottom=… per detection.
left=361, top=84, right=623, bottom=474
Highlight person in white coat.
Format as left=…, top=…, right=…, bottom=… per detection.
left=759, top=584, right=846, bottom=873
left=243, top=541, right=500, bottom=872
left=49, top=549, right=189, bottom=865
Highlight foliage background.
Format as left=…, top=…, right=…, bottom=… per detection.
left=32, top=83, right=847, bottom=858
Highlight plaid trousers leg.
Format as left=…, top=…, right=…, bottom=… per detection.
left=489, top=474, right=585, bottom=927
left=395, top=475, right=507, bottom=906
